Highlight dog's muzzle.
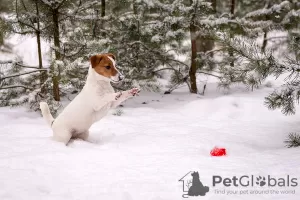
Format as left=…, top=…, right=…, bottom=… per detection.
left=111, top=73, right=125, bottom=83
left=118, top=74, right=124, bottom=81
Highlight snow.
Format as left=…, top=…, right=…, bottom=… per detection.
left=1, top=79, right=300, bottom=200
left=7, top=35, right=50, bottom=67
left=40, top=0, right=64, bottom=8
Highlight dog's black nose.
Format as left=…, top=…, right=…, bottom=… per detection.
left=119, top=74, right=124, bottom=81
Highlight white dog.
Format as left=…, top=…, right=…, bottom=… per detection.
left=40, top=53, right=140, bottom=145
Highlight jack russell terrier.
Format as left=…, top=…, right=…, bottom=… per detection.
left=40, top=53, right=140, bottom=145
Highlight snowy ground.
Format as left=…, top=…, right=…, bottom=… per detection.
left=1, top=78, right=300, bottom=200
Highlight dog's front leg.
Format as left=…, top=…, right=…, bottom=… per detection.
left=94, top=92, right=122, bottom=111
left=111, top=88, right=140, bottom=108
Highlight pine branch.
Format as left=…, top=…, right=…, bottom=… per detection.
left=20, top=0, right=36, bottom=27
left=0, top=85, right=33, bottom=90
left=197, top=71, right=222, bottom=79
left=0, top=61, right=46, bottom=69
left=1, top=69, right=47, bottom=80
left=15, top=63, right=48, bottom=69
left=285, top=133, right=300, bottom=148
left=152, top=67, right=178, bottom=73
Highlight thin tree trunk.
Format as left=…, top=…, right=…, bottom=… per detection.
left=92, top=9, right=98, bottom=38
left=229, top=0, right=235, bottom=68
left=100, top=0, right=106, bottom=37
left=132, top=0, right=140, bottom=69
left=262, top=31, right=268, bottom=52
left=189, top=0, right=197, bottom=93
left=35, top=0, right=47, bottom=94
left=93, top=0, right=104, bottom=38
left=211, top=0, right=217, bottom=13
left=133, top=0, right=137, bottom=15
left=0, top=31, right=3, bottom=46
left=52, top=8, right=61, bottom=101
left=36, top=31, right=47, bottom=93
left=262, top=0, right=270, bottom=52
left=101, top=0, right=105, bottom=17
left=230, top=0, right=235, bottom=16
left=189, top=27, right=197, bottom=93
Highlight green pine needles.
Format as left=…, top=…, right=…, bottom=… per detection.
left=285, top=133, right=300, bottom=148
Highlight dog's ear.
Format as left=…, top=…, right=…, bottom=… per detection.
left=106, top=53, right=116, bottom=60
left=90, top=55, right=103, bottom=68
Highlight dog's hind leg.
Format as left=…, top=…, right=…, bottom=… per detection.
left=77, top=131, right=89, bottom=141
left=53, top=129, right=72, bottom=145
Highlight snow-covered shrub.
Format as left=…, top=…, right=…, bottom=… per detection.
left=112, top=109, right=124, bottom=116
left=285, top=133, right=300, bottom=148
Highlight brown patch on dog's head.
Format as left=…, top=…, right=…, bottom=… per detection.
left=90, top=53, right=118, bottom=79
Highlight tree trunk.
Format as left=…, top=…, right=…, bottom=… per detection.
left=211, top=0, right=217, bottom=13
left=262, top=31, right=268, bottom=52
left=100, top=0, right=106, bottom=37
left=36, top=31, right=47, bottom=93
left=92, top=9, right=98, bottom=38
left=261, top=1, right=270, bottom=52
left=229, top=0, right=235, bottom=68
left=189, top=0, right=197, bottom=94
left=0, top=31, right=3, bottom=46
left=190, top=27, right=197, bottom=94
left=133, top=0, right=138, bottom=15
left=35, top=0, right=47, bottom=94
left=230, top=0, right=235, bottom=16
left=101, top=0, right=105, bottom=17
left=52, top=8, right=61, bottom=101
left=93, top=0, right=105, bottom=38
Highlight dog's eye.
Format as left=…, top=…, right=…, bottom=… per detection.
left=105, top=66, right=111, bottom=70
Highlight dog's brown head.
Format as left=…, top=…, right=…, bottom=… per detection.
left=90, top=53, right=124, bottom=83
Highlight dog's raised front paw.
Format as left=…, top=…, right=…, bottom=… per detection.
left=115, top=92, right=122, bottom=100
left=129, top=88, right=140, bottom=96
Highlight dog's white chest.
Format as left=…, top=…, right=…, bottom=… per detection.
left=88, top=81, right=115, bottom=123
left=93, top=103, right=111, bottom=122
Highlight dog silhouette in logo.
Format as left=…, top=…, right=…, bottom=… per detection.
left=188, top=172, right=209, bottom=196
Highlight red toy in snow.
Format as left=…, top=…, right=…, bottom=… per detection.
left=210, top=147, right=226, bottom=156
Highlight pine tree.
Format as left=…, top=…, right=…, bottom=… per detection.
left=83, top=0, right=197, bottom=91
left=229, top=0, right=300, bottom=115
left=285, top=133, right=300, bottom=148
left=0, top=0, right=60, bottom=112
left=0, top=0, right=101, bottom=113
left=199, top=0, right=293, bottom=91
left=215, top=0, right=300, bottom=147
left=143, top=0, right=214, bottom=93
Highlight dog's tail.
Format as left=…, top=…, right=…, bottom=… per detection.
left=40, top=102, right=55, bottom=127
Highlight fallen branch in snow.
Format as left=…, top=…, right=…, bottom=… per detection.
left=197, top=71, right=222, bottom=79
left=152, top=67, right=180, bottom=73
left=0, top=85, right=33, bottom=90
left=1, top=69, right=47, bottom=80
left=205, top=48, right=225, bottom=55
left=0, top=61, right=48, bottom=70
left=0, top=61, right=13, bottom=64
left=266, top=36, right=287, bottom=41
left=15, top=63, right=48, bottom=70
